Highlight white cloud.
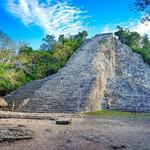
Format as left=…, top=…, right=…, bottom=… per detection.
left=101, top=24, right=115, bottom=33
left=130, top=21, right=150, bottom=37
left=6, top=0, right=87, bottom=38
left=101, top=19, right=150, bottom=38
left=101, top=25, right=110, bottom=33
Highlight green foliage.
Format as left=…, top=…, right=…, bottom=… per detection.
left=85, top=110, right=150, bottom=120
left=19, top=44, right=33, bottom=55
left=115, top=26, right=150, bottom=64
left=131, top=0, right=150, bottom=22
left=40, top=35, right=56, bottom=51
left=0, top=54, right=24, bottom=95
left=0, top=30, right=88, bottom=95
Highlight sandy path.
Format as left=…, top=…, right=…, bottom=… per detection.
left=0, top=116, right=150, bottom=150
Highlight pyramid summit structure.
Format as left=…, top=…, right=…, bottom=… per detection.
left=5, top=34, right=150, bottom=113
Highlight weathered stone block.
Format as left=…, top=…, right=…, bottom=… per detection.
left=56, top=118, right=72, bottom=125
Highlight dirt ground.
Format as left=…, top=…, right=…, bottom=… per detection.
left=0, top=116, right=150, bottom=150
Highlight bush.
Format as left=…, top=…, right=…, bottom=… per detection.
left=0, top=31, right=88, bottom=96
left=115, top=26, right=150, bottom=65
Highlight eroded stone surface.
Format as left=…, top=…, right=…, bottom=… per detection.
left=102, top=40, right=150, bottom=112
left=5, top=34, right=115, bottom=113
left=5, top=34, right=150, bottom=112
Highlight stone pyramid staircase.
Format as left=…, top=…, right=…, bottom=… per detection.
left=5, top=34, right=115, bottom=113
left=5, top=34, right=150, bottom=113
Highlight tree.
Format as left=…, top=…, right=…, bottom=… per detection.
left=40, top=35, right=56, bottom=51
left=142, top=34, right=150, bottom=49
left=140, top=34, right=150, bottom=63
left=115, top=26, right=150, bottom=65
left=115, top=26, right=141, bottom=52
left=131, top=0, right=150, bottom=22
left=58, top=35, right=66, bottom=44
left=133, top=0, right=150, bottom=11
left=0, top=49, right=16, bottom=66
left=0, top=49, right=19, bottom=95
left=19, top=43, right=33, bottom=55
left=127, top=32, right=141, bottom=51
left=0, top=30, right=88, bottom=95
left=74, top=31, right=88, bottom=43
left=115, top=26, right=130, bottom=44
left=0, top=30, right=15, bottom=50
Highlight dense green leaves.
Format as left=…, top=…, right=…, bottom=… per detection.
left=19, top=44, right=33, bottom=55
left=0, top=30, right=88, bottom=95
left=0, top=50, right=22, bottom=95
left=131, top=0, right=150, bottom=22
left=40, top=35, right=56, bottom=51
left=115, top=26, right=150, bottom=64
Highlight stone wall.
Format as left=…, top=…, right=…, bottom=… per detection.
left=5, top=34, right=150, bottom=113
left=5, top=34, right=115, bottom=113
left=102, top=39, right=150, bottom=112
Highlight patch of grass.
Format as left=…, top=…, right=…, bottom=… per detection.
left=99, top=38, right=108, bottom=45
left=85, top=110, right=150, bottom=120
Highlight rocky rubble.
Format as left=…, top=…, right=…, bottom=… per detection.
left=0, top=125, right=34, bottom=143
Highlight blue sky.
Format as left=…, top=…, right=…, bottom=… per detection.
left=0, top=0, right=150, bottom=49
